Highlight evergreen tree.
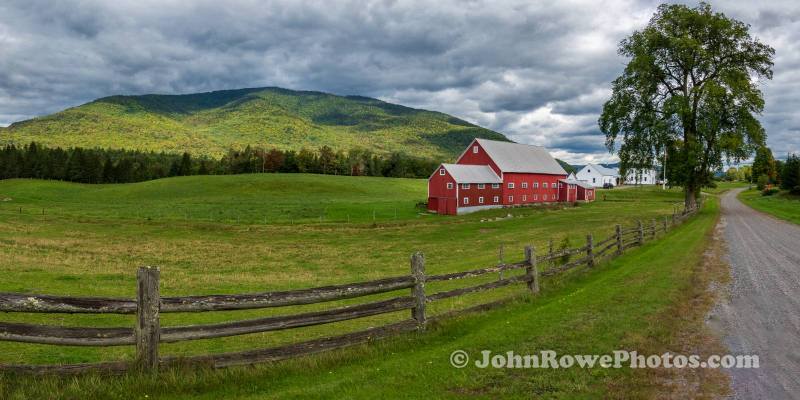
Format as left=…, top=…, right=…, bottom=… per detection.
left=101, top=155, right=116, bottom=183
left=781, top=154, right=800, bottom=194
left=179, top=152, right=192, bottom=176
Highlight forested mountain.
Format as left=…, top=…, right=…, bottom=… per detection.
left=0, top=87, right=509, bottom=159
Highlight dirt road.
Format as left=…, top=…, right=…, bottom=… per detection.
left=710, top=189, right=800, bottom=399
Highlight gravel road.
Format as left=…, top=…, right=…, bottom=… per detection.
left=709, top=188, right=800, bottom=399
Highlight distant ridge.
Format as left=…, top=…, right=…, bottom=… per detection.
left=0, top=87, right=510, bottom=159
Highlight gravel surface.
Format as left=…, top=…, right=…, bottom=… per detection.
left=709, top=188, right=800, bottom=399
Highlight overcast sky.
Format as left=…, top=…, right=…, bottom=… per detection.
left=0, top=0, right=797, bottom=163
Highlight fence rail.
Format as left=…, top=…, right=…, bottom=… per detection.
left=0, top=203, right=702, bottom=374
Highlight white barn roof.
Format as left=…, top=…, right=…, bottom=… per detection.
left=475, top=139, right=567, bottom=175
left=585, top=163, right=619, bottom=176
left=559, top=178, right=594, bottom=189
left=441, top=164, right=501, bottom=183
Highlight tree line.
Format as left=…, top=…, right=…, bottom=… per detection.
left=750, top=146, right=800, bottom=194
left=0, top=142, right=440, bottom=184
left=721, top=145, right=800, bottom=195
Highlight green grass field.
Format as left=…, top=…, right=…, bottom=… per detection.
left=0, top=174, right=722, bottom=398
left=0, top=174, right=429, bottom=224
left=738, top=188, right=800, bottom=225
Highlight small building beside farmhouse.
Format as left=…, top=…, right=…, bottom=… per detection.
left=623, top=169, right=659, bottom=185
left=428, top=139, right=591, bottom=215
left=575, top=163, right=620, bottom=188
left=558, top=179, right=595, bottom=202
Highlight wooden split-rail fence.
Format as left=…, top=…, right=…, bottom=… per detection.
left=0, top=205, right=701, bottom=375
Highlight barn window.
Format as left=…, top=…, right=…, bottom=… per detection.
left=592, top=178, right=596, bottom=183
left=463, top=197, right=469, bottom=205
left=477, top=183, right=485, bottom=189
left=522, top=195, right=527, bottom=202
left=521, top=182, right=528, bottom=189
left=543, top=194, right=548, bottom=201
left=493, top=196, right=500, bottom=203
left=478, top=196, right=484, bottom=204
left=447, top=182, right=453, bottom=189
left=543, top=183, right=548, bottom=189
left=508, top=182, right=515, bottom=189
left=439, top=168, right=445, bottom=176
left=508, top=195, right=514, bottom=203
left=492, top=183, right=500, bottom=189
left=533, top=182, right=539, bottom=189
left=473, top=145, right=479, bottom=153
left=462, top=183, right=470, bottom=189
left=533, top=194, right=538, bottom=201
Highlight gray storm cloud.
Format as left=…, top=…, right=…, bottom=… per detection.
left=0, top=0, right=797, bottom=163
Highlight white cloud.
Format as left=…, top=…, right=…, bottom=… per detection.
left=0, top=0, right=797, bottom=163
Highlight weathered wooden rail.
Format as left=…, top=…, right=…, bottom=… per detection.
left=0, top=204, right=701, bottom=374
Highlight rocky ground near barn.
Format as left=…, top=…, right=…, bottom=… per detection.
left=708, top=189, right=800, bottom=399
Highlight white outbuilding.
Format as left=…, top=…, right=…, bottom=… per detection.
left=575, top=164, right=620, bottom=188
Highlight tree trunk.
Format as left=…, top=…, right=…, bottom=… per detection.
left=683, top=123, right=699, bottom=211
left=684, top=187, right=697, bottom=211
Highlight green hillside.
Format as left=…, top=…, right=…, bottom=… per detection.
left=0, top=87, right=509, bottom=158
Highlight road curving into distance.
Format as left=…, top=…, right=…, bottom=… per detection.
left=710, top=188, right=800, bottom=399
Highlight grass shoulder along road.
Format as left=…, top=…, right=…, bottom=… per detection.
left=0, top=195, right=725, bottom=399
left=738, top=188, right=800, bottom=225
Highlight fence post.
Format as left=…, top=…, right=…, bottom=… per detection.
left=663, top=216, right=668, bottom=233
left=410, top=252, right=426, bottom=330
left=498, top=244, right=505, bottom=280
left=136, top=266, right=160, bottom=372
left=615, top=224, right=622, bottom=255
left=525, top=245, right=539, bottom=294
left=651, top=218, right=657, bottom=239
left=548, top=239, right=554, bottom=268
left=586, top=234, right=594, bottom=268
left=637, top=220, right=644, bottom=244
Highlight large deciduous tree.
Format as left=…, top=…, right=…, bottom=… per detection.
left=751, top=145, right=777, bottom=183
left=599, top=2, right=774, bottom=208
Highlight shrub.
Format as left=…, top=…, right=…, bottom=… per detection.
left=762, top=187, right=779, bottom=196
left=756, top=174, right=769, bottom=190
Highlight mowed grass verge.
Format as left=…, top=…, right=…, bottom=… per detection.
left=0, top=194, right=723, bottom=399
left=0, top=175, right=688, bottom=367
left=738, top=188, right=800, bottom=225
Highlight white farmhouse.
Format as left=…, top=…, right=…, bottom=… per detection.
left=575, top=164, right=620, bottom=188
left=624, top=169, right=659, bottom=185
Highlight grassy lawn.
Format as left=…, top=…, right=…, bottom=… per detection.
left=0, top=174, right=717, bottom=394
left=738, top=188, right=800, bottom=225
left=0, top=190, right=723, bottom=399
left=0, top=174, right=429, bottom=224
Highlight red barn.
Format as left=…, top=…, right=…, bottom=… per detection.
left=428, top=139, right=591, bottom=215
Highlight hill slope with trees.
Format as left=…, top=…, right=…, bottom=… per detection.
left=0, top=87, right=509, bottom=159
